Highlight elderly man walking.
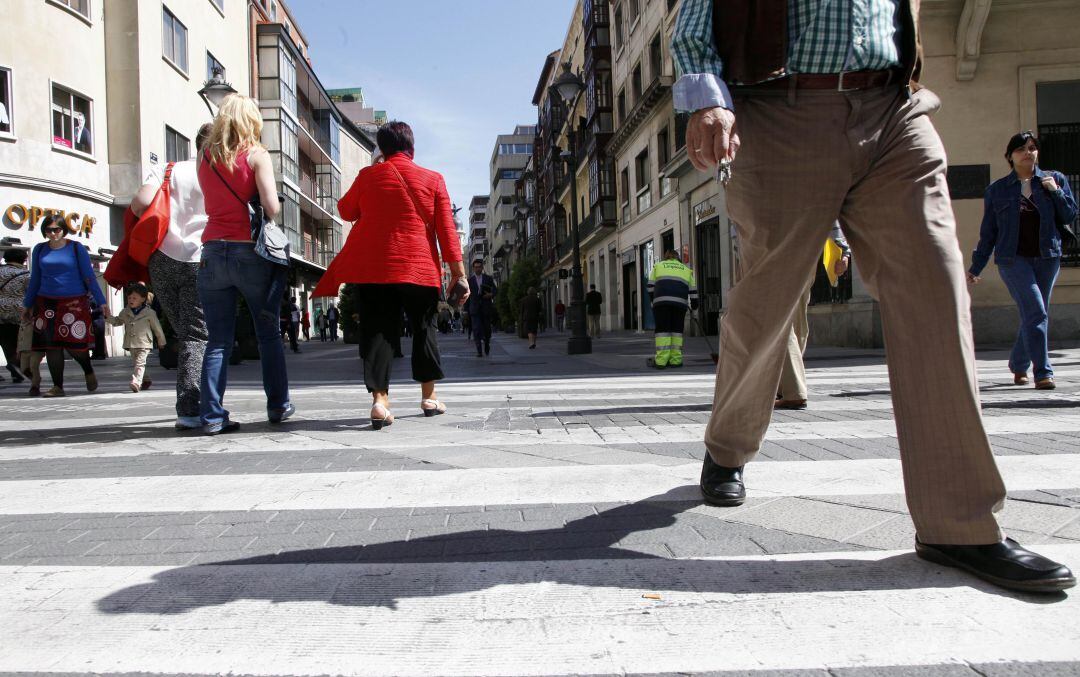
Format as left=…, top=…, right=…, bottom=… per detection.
left=672, top=0, right=1073, bottom=592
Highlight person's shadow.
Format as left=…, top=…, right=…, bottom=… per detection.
left=96, top=488, right=1061, bottom=614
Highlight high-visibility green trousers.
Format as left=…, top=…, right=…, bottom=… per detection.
left=653, top=305, right=688, bottom=367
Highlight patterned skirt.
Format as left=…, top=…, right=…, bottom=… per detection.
left=31, top=295, right=94, bottom=351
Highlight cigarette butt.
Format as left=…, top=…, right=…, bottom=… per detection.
left=642, top=593, right=662, bottom=600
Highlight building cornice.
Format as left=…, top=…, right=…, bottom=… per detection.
left=0, top=173, right=115, bottom=205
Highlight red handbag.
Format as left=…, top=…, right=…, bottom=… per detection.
left=128, top=162, right=173, bottom=265
left=103, top=207, right=149, bottom=289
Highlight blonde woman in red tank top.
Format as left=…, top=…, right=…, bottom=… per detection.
left=195, top=94, right=293, bottom=435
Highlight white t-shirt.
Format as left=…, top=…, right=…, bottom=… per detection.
left=143, top=160, right=208, bottom=263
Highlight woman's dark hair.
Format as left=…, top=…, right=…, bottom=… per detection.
left=126, top=282, right=149, bottom=299
left=39, top=214, right=66, bottom=237
left=1005, top=131, right=1038, bottom=167
left=376, top=120, right=415, bottom=158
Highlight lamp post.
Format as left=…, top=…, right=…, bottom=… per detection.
left=548, top=62, right=591, bottom=355
left=197, top=66, right=238, bottom=116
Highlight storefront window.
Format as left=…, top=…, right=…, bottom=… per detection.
left=51, top=84, right=93, bottom=155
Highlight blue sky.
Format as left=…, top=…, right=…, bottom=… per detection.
left=289, top=0, right=578, bottom=213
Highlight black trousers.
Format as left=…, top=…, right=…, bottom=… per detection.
left=653, top=304, right=687, bottom=334
left=356, top=283, right=443, bottom=393
left=470, top=311, right=492, bottom=353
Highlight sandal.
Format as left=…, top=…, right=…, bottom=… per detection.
left=421, top=399, right=447, bottom=417
left=371, top=402, right=394, bottom=430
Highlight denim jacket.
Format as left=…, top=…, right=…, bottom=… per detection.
left=970, top=167, right=1077, bottom=276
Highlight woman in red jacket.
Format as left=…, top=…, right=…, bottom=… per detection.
left=314, top=121, right=467, bottom=429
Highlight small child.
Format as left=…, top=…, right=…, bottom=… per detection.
left=107, top=283, right=166, bottom=392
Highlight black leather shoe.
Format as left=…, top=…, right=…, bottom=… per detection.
left=700, top=454, right=746, bottom=506
left=916, top=537, right=1076, bottom=593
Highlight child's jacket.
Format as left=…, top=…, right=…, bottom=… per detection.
left=107, top=307, right=166, bottom=350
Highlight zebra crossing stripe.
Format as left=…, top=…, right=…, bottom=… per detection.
left=1, top=454, right=1078, bottom=514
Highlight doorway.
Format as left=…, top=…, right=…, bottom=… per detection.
left=622, top=260, right=638, bottom=330
left=695, top=217, right=723, bottom=334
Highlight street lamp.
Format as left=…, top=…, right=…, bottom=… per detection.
left=198, top=66, right=237, bottom=116
left=548, top=62, right=591, bottom=355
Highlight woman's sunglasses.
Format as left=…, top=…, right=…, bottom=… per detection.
left=42, top=227, right=63, bottom=234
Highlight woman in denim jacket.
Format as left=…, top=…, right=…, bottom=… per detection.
left=968, top=132, right=1077, bottom=389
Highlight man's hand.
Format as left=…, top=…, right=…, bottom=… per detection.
left=833, top=255, right=850, bottom=277
left=1041, top=176, right=1059, bottom=193
left=687, top=107, right=739, bottom=172
left=966, top=272, right=981, bottom=285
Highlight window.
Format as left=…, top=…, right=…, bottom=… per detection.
left=620, top=167, right=630, bottom=223
left=499, top=144, right=533, bottom=155
left=162, top=6, right=188, bottom=73
left=206, top=51, right=225, bottom=82
left=635, top=147, right=651, bottom=213
left=501, top=169, right=523, bottom=181
left=628, top=0, right=640, bottom=27
left=632, top=62, right=643, bottom=103
left=616, top=89, right=626, bottom=124
left=649, top=33, right=663, bottom=82
left=165, top=126, right=189, bottom=162
left=657, top=126, right=670, bottom=168
left=613, top=4, right=624, bottom=50
left=0, top=68, right=12, bottom=136
left=52, top=0, right=90, bottom=20
left=51, top=84, right=93, bottom=155
left=1037, top=79, right=1080, bottom=266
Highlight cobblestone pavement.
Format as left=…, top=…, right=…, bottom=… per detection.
left=1, top=330, right=1079, bottom=676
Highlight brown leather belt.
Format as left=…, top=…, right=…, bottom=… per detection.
left=735, top=69, right=900, bottom=92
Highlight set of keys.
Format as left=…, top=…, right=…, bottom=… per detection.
left=717, top=160, right=733, bottom=187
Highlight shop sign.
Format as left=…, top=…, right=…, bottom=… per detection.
left=3, top=204, right=95, bottom=238
left=693, top=198, right=717, bottom=225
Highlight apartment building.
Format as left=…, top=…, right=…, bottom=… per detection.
left=468, top=195, right=490, bottom=265
left=487, top=126, right=535, bottom=285
left=0, top=0, right=253, bottom=356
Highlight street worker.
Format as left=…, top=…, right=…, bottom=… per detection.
left=646, top=250, right=698, bottom=369
left=673, top=0, right=1073, bottom=592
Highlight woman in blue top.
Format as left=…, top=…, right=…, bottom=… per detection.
left=968, top=132, right=1077, bottom=390
left=21, top=214, right=111, bottom=397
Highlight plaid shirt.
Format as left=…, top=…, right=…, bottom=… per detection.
left=672, top=0, right=903, bottom=112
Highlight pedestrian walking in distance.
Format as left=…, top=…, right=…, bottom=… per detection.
left=646, top=251, right=697, bottom=368
left=21, top=214, right=108, bottom=397
left=554, top=298, right=565, bottom=332
left=0, top=247, right=31, bottom=385
left=775, top=223, right=850, bottom=410
left=285, top=297, right=302, bottom=353
left=131, top=123, right=212, bottom=429
left=325, top=303, right=340, bottom=342
left=196, top=94, right=294, bottom=435
left=585, top=284, right=603, bottom=337
left=106, top=283, right=166, bottom=393
left=968, top=131, right=1076, bottom=391
left=520, top=286, right=543, bottom=349
left=313, top=120, right=467, bottom=430
left=467, top=259, right=497, bottom=357
left=674, top=0, right=1073, bottom=592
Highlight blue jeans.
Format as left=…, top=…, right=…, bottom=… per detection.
left=997, top=256, right=1060, bottom=380
left=197, top=241, right=291, bottom=425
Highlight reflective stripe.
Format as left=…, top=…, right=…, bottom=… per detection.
left=652, top=296, right=689, bottom=306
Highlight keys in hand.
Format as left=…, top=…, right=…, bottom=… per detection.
left=717, top=160, right=733, bottom=187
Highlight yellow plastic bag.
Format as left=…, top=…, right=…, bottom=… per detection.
left=823, top=237, right=844, bottom=287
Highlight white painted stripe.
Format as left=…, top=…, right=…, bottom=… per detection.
left=2, top=547, right=1078, bottom=675
left=1, top=454, right=1078, bottom=514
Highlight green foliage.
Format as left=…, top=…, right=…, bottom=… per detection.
left=497, top=257, right=542, bottom=329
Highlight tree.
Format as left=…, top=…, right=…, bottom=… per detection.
left=498, top=257, right=542, bottom=333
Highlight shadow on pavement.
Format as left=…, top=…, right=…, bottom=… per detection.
left=95, top=489, right=1057, bottom=615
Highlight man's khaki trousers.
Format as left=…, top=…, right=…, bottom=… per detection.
left=778, top=286, right=812, bottom=401
left=705, top=86, right=1005, bottom=545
